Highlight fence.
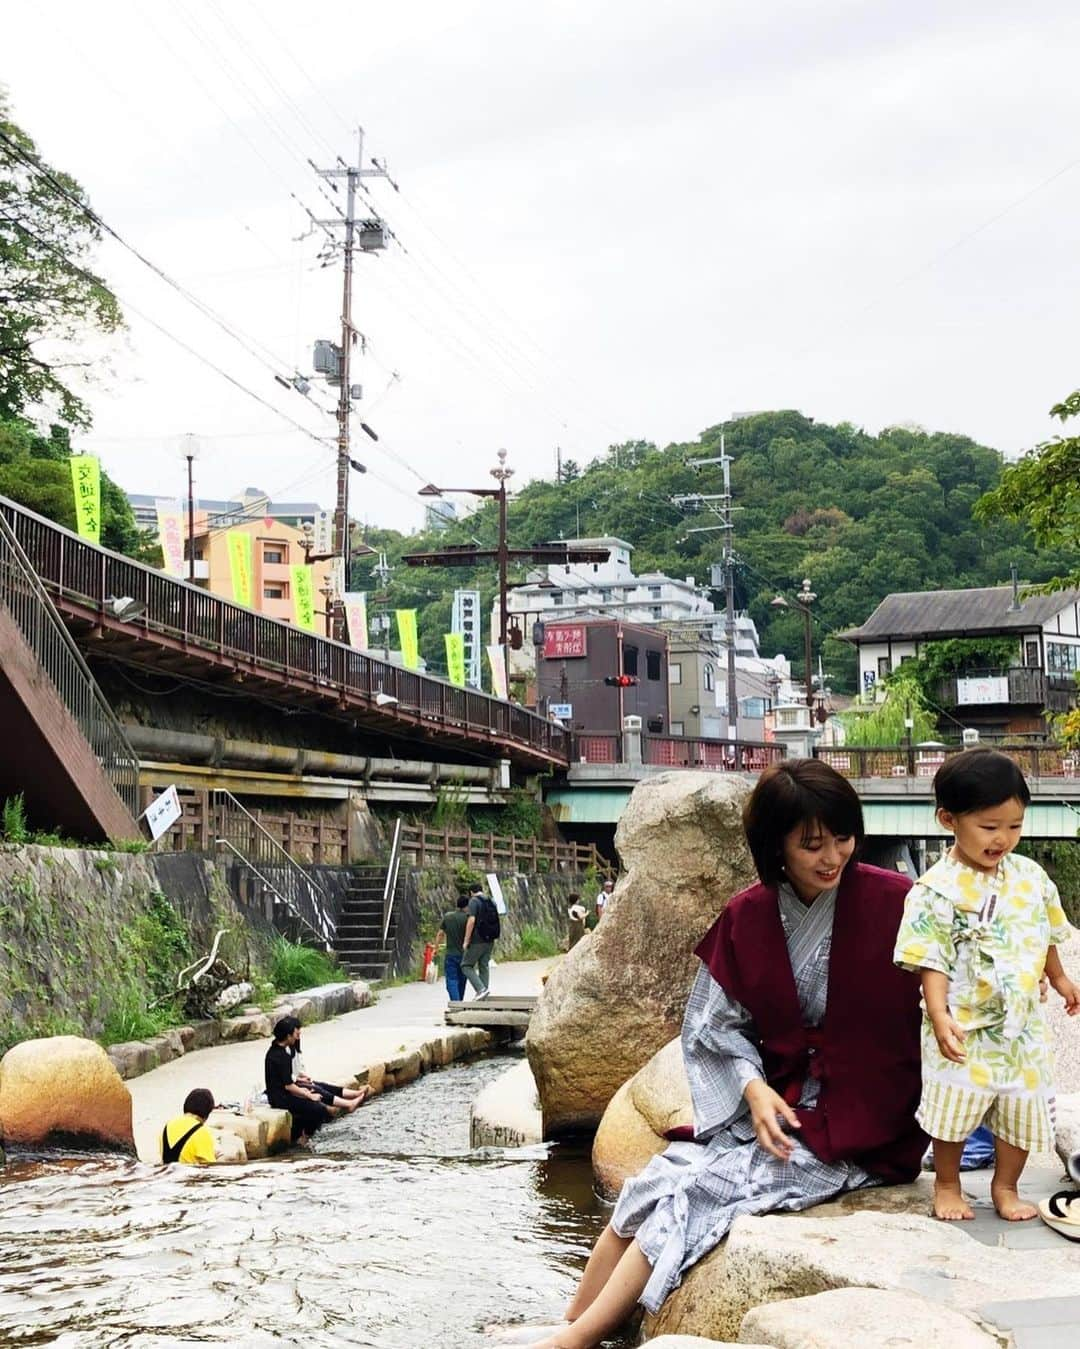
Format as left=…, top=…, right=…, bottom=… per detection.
left=572, top=733, right=786, bottom=772
left=400, top=822, right=602, bottom=873
left=0, top=510, right=139, bottom=816
left=157, top=790, right=349, bottom=864
left=815, top=744, right=1078, bottom=779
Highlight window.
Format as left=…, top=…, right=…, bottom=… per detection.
left=670, top=720, right=685, bottom=737
left=592, top=563, right=599, bottom=572
left=1025, top=639, right=1040, bottom=667
left=264, top=584, right=286, bottom=600
left=623, top=645, right=639, bottom=677
left=704, top=663, right=715, bottom=692
left=877, top=656, right=891, bottom=679
left=263, top=544, right=286, bottom=564
left=669, top=661, right=682, bottom=685
left=649, top=585, right=662, bottom=599
left=600, top=589, right=612, bottom=602
left=741, top=697, right=768, bottom=718
left=1048, top=641, right=1080, bottom=675
left=646, top=649, right=662, bottom=681
left=551, top=591, right=563, bottom=606
left=651, top=606, right=662, bottom=620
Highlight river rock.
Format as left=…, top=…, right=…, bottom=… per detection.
left=207, top=1126, right=247, bottom=1164
left=593, top=1037, right=692, bottom=1199
left=738, top=1287, right=1002, bottom=1347
left=0, top=1036, right=134, bottom=1153
left=652, top=1340, right=767, bottom=1347
left=106, top=1040, right=161, bottom=1080
left=644, top=1208, right=1080, bottom=1341
left=527, top=772, right=756, bottom=1134
left=471, top=1059, right=543, bottom=1147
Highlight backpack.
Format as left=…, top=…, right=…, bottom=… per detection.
left=476, top=896, right=501, bottom=942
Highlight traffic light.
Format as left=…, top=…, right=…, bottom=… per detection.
left=604, top=675, right=639, bottom=687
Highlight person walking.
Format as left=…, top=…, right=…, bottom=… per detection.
left=461, top=880, right=500, bottom=997
left=434, top=893, right=471, bottom=1001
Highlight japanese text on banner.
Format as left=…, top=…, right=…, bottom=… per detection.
left=155, top=499, right=185, bottom=576
left=342, top=592, right=369, bottom=651
left=444, top=632, right=466, bottom=687
left=69, top=456, right=100, bottom=544
left=291, top=565, right=318, bottom=631
left=487, top=643, right=508, bottom=700
left=396, top=610, right=419, bottom=670
left=226, top=530, right=254, bottom=608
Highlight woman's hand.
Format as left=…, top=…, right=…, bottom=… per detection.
left=744, top=1080, right=800, bottom=1161
left=929, top=1009, right=966, bottom=1063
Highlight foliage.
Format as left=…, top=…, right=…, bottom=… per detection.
left=501, top=923, right=560, bottom=960
left=976, top=389, right=1080, bottom=592
left=902, top=637, right=1022, bottom=706
left=840, top=670, right=937, bottom=746
left=268, top=937, right=342, bottom=993
left=470, top=789, right=544, bottom=839
left=1056, top=699, right=1080, bottom=753
left=101, top=986, right=175, bottom=1046
left=354, top=411, right=1073, bottom=692
left=0, top=93, right=123, bottom=427
left=131, top=889, right=192, bottom=1002
left=1, top=792, right=28, bottom=843
left=432, top=780, right=469, bottom=828
left=452, top=861, right=483, bottom=890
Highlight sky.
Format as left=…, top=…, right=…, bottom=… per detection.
left=4, top=0, right=1080, bottom=531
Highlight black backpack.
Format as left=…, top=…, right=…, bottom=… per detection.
left=476, top=896, right=501, bottom=942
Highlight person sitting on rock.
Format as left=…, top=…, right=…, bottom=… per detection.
left=493, top=759, right=926, bottom=1349
left=264, top=1016, right=366, bottom=1145
left=161, top=1088, right=217, bottom=1166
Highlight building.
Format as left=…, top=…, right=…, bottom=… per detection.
left=536, top=618, right=669, bottom=736
left=127, top=486, right=321, bottom=536
left=188, top=516, right=335, bottom=627
left=838, top=585, right=1080, bottom=735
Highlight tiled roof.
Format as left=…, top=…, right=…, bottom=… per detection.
left=837, top=586, right=1080, bottom=642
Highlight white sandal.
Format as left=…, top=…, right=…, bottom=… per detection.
left=1038, top=1190, right=1080, bottom=1242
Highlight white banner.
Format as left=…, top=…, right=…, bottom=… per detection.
left=957, top=675, right=1009, bottom=706
left=313, top=509, right=333, bottom=556
left=487, top=643, right=508, bottom=700
left=342, top=592, right=369, bottom=651
left=485, top=873, right=507, bottom=915
left=330, top=556, right=346, bottom=598
left=143, top=785, right=182, bottom=841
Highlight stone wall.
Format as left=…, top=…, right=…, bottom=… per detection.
left=0, top=846, right=277, bottom=1053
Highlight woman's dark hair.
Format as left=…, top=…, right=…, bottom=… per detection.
left=273, top=1015, right=301, bottom=1041
left=933, top=748, right=1031, bottom=814
left=183, top=1088, right=214, bottom=1119
left=743, top=758, right=864, bottom=886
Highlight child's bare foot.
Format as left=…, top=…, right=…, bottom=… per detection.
left=933, top=1180, right=974, bottom=1220
left=991, top=1184, right=1037, bottom=1221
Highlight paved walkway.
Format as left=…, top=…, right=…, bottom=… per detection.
left=127, top=958, right=555, bottom=1161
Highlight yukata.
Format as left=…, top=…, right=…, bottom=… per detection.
left=894, top=851, right=1073, bottom=1154
left=612, top=883, right=875, bottom=1314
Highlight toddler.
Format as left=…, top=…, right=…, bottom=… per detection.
left=894, top=748, right=1079, bottom=1221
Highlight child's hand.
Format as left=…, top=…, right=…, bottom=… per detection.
left=1050, top=973, right=1080, bottom=1016
left=930, top=1010, right=966, bottom=1062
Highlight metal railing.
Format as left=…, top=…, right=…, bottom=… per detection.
left=382, top=816, right=404, bottom=945
left=214, top=789, right=336, bottom=945
left=0, top=510, right=139, bottom=815
left=643, top=736, right=785, bottom=771
left=0, top=495, right=570, bottom=767
left=815, top=744, right=1078, bottom=780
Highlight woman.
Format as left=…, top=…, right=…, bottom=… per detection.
left=500, top=758, right=926, bottom=1349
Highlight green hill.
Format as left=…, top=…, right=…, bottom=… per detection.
left=354, top=411, right=1074, bottom=692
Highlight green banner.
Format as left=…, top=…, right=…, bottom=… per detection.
left=445, top=632, right=466, bottom=687
left=291, top=565, right=317, bottom=632
left=227, top=530, right=254, bottom=608
left=396, top=609, right=419, bottom=670
left=69, top=455, right=101, bottom=543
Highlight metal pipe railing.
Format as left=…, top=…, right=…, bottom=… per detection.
left=0, top=511, right=139, bottom=816
left=382, top=816, right=404, bottom=945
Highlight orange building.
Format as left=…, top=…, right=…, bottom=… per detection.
left=190, top=516, right=335, bottom=628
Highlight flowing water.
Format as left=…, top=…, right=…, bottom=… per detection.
left=0, top=1055, right=636, bottom=1348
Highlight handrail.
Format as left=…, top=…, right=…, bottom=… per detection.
left=382, top=816, right=403, bottom=945
left=214, top=789, right=335, bottom=945
left=0, top=509, right=139, bottom=816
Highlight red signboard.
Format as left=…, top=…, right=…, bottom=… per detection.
left=543, top=623, right=588, bottom=659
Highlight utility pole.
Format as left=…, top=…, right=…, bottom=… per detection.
left=674, top=434, right=741, bottom=742
left=312, top=131, right=390, bottom=637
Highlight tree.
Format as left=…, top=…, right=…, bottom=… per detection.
left=975, top=390, right=1080, bottom=592
left=840, top=670, right=937, bottom=747
left=1, top=93, right=122, bottom=427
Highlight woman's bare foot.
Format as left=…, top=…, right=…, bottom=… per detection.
left=933, top=1180, right=974, bottom=1220
left=991, top=1183, right=1037, bottom=1221
left=343, top=1088, right=368, bottom=1113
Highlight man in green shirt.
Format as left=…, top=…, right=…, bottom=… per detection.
left=433, top=893, right=470, bottom=1001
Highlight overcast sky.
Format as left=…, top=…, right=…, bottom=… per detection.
left=5, top=0, right=1080, bottom=531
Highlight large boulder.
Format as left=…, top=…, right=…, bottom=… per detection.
left=0, top=1036, right=134, bottom=1153
left=527, top=773, right=756, bottom=1134
left=738, top=1287, right=1001, bottom=1347
left=644, top=1208, right=1080, bottom=1342
left=593, top=1037, right=692, bottom=1199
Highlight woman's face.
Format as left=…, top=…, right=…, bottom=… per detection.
left=781, top=822, right=856, bottom=901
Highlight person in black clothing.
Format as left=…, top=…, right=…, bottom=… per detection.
left=264, top=1016, right=367, bottom=1144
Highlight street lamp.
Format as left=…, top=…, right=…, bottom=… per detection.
left=179, top=433, right=200, bottom=582
left=771, top=578, right=817, bottom=710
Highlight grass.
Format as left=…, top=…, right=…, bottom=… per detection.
left=501, top=923, right=560, bottom=961
left=100, top=986, right=180, bottom=1046
left=269, top=937, right=344, bottom=993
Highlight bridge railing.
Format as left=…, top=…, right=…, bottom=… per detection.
left=0, top=510, right=139, bottom=816
left=0, top=496, right=569, bottom=765
left=815, top=744, right=1078, bottom=779
left=572, top=732, right=786, bottom=772
left=400, top=822, right=602, bottom=873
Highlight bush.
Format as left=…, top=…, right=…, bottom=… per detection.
left=502, top=923, right=559, bottom=960
left=101, top=986, right=175, bottom=1045
left=1, top=793, right=29, bottom=844
left=269, top=938, right=343, bottom=993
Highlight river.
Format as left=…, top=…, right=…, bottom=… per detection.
left=0, top=1055, right=635, bottom=1348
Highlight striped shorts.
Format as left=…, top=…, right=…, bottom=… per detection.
left=917, top=1077, right=1054, bottom=1153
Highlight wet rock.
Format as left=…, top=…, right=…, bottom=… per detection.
left=470, top=1059, right=542, bottom=1147
left=147, top=1029, right=185, bottom=1065
left=650, top=1339, right=761, bottom=1348
left=644, top=1208, right=1080, bottom=1341
left=593, top=1037, right=692, bottom=1200
left=208, top=1109, right=268, bottom=1157
left=207, top=1126, right=247, bottom=1164
left=351, top=980, right=372, bottom=1008
left=385, top=1049, right=422, bottom=1087
left=527, top=772, right=756, bottom=1135
left=253, top=1106, right=292, bottom=1154
left=0, top=1036, right=134, bottom=1153
left=737, top=1286, right=1002, bottom=1347
left=106, top=1040, right=161, bottom=1081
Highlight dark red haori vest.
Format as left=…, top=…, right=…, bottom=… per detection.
left=694, top=862, right=926, bottom=1183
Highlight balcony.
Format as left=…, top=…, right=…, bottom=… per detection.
left=935, top=667, right=1076, bottom=712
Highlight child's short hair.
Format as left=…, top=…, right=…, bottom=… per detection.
left=183, top=1088, right=214, bottom=1119
left=933, top=748, right=1031, bottom=814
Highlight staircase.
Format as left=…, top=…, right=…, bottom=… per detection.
left=333, top=864, right=399, bottom=980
